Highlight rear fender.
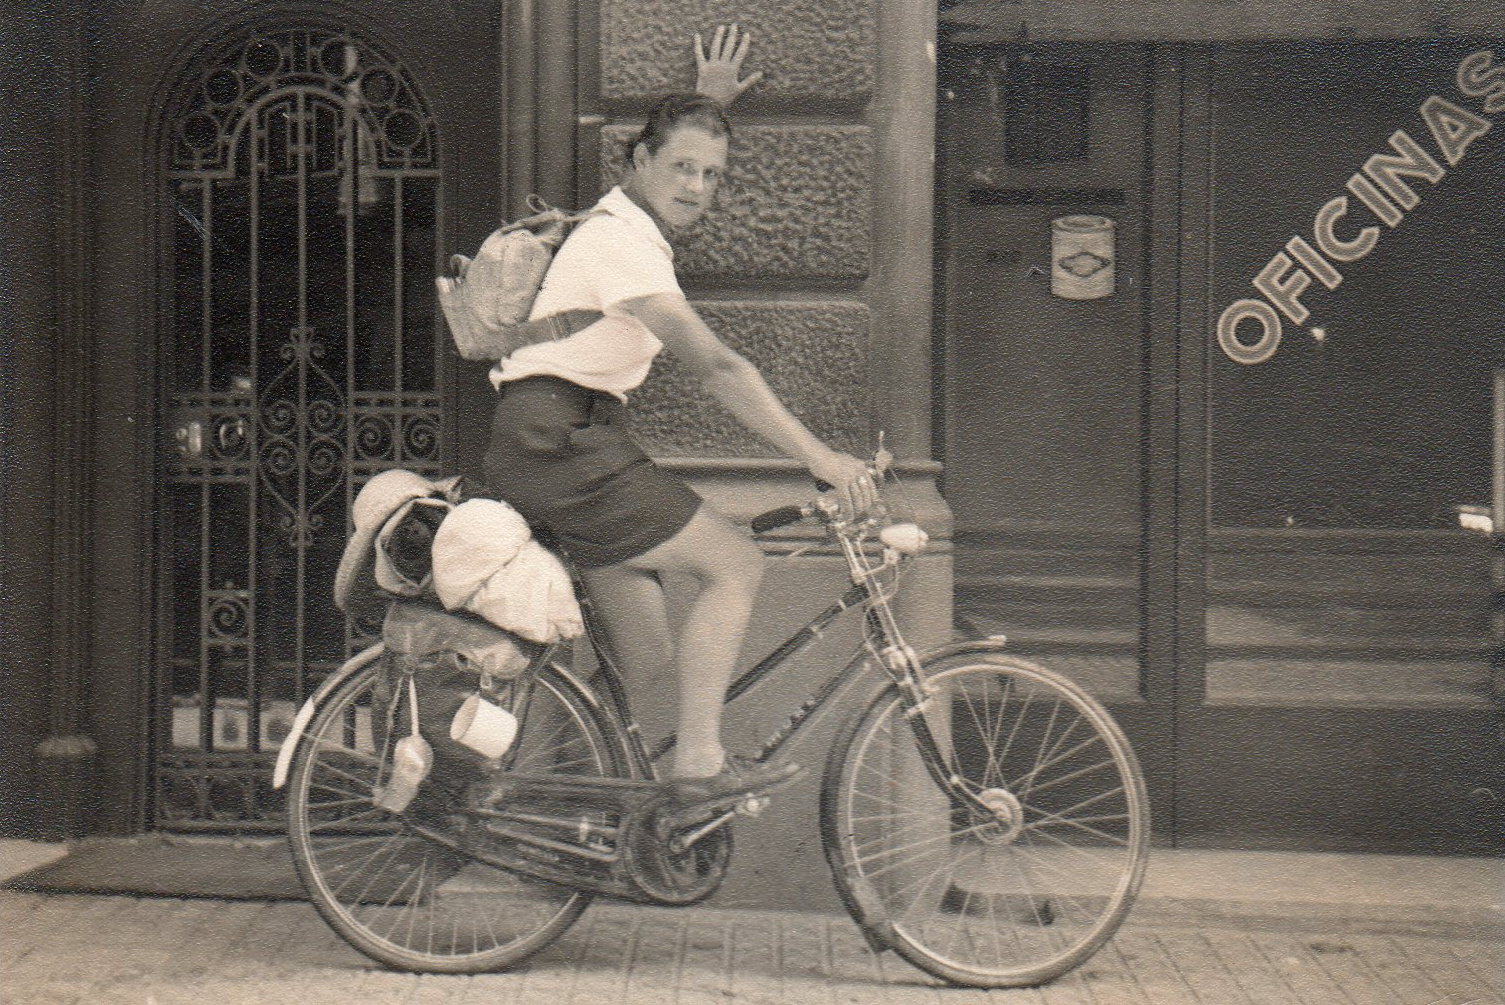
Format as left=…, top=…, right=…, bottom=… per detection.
left=272, top=643, right=387, bottom=789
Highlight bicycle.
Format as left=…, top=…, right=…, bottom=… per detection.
left=273, top=464, right=1150, bottom=988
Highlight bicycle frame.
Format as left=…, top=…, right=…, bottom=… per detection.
left=276, top=501, right=987, bottom=874
left=574, top=513, right=982, bottom=816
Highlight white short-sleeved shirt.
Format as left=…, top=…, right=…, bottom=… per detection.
left=489, top=187, right=680, bottom=400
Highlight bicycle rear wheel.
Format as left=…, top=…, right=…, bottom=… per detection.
left=285, top=654, right=624, bottom=973
left=821, top=650, right=1148, bottom=988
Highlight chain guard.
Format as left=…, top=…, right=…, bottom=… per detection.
left=407, top=770, right=735, bottom=906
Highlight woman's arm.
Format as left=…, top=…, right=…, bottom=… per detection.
left=620, top=292, right=877, bottom=514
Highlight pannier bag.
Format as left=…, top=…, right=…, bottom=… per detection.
left=436, top=195, right=603, bottom=361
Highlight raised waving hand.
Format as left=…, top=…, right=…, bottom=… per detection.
left=694, top=23, right=763, bottom=106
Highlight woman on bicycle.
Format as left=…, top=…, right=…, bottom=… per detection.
left=483, top=34, right=877, bottom=798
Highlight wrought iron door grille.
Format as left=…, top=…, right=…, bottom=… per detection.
left=158, top=27, right=443, bottom=826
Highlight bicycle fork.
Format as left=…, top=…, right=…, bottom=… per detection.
left=874, top=632, right=1000, bottom=823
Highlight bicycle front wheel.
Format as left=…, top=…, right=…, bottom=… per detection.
left=821, top=650, right=1148, bottom=988
left=286, top=655, right=624, bottom=973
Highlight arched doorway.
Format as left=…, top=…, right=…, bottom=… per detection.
left=154, top=24, right=444, bottom=825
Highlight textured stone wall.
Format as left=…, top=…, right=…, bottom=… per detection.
left=600, top=126, right=872, bottom=280
left=592, top=1, right=881, bottom=456
left=600, top=0, right=875, bottom=103
left=628, top=301, right=871, bottom=455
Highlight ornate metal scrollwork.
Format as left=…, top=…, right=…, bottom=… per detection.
left=170, top=28, right=437, bottom=177
left=160, top=25, right=444, bottom=824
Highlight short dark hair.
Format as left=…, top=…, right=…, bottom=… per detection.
left=629, top=93, right=732, bottom=164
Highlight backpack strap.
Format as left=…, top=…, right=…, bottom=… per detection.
left=543, top=309, right=604, bottom=339
left=500, top=203, right=605, bottom=237
left=504, top=309, right=604, bottom=350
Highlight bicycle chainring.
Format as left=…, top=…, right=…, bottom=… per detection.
left=622, top=797, right=733, bottom=906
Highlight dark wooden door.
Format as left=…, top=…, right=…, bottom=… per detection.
left=936, top=42, right=1177, bottom=840
left=939, top=37, right=1505, bottom=854
left=1186, top=40, right=1505, bottom=855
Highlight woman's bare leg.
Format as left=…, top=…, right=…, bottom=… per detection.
left=580, top=565, right=673, bottom=688
left=581, top=506, right=764, bottom=779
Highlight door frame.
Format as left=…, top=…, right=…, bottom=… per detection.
left=1139, top=43, right=1212, bottom=846
left=85, top=0, right=517, bottom=834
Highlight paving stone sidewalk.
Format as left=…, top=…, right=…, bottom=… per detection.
left=2, top=889, right=1501, bottom=1005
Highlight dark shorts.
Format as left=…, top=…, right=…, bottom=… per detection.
left=483, top=375, right=703, bottom=568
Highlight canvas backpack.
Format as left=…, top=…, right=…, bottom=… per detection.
left=435, top=196, right=602, bottom=362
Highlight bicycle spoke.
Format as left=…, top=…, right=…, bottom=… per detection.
left=305, top=794, right=372, bottom=813
left=309, top=757, right=382, bottom=794
left=288, top=660, right=620, bottom=973
left=307, top=806, right=392, bottom=833
left=853, top=820, right=998, bottom=878
left=987, top=683, right=1035, bottom=782
left=983, top=683, right=1030, bottom=789
left=995, top=848, right=1057, bottom=931
left=957, top=684, right=1003, bottom=787
left=307, top=831, right=400, bottom=861
left=850, top=816, right=946, bottom=858
left=1019, top=814, right=1134, bottom=854
left=1023, top=783, right=1128, bottom=826
left=1022, top=809, right=1132, bottom=837
left=1010, top=739, right=1113, bottom=797
left=1024, top=700, right=1069, bottom=793
left=337, top=830, right=415, bottom=904
left=827, top=657, right=1148, bottom=988
left=888, top=840, right=979, bottom=925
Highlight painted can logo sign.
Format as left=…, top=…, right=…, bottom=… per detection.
left=1052, top=214, right=1116, bottom=300
left=1217, top=49, right=1504, bottom=364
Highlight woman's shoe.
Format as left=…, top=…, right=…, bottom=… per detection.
left=661, top=755, right=804, bottom=806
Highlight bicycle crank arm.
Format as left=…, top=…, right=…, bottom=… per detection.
left=653, top=772, right=804, bottom=837
left=665, top=808, right=735, bottom=854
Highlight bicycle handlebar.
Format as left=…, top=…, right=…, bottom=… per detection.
left=750, top=452, right=891, bottom=536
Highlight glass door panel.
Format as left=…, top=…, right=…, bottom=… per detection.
left=1188, top=40, right=1505, bottom=855
left=1206, top=41, right=1499, bottom=709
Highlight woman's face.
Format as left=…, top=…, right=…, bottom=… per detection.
left=628, top=124, right=729, bottom=231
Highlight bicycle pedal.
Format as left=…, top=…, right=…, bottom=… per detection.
left=662, top=788, right=779, bottom=830
left=735, top=794, right=770, bottom=817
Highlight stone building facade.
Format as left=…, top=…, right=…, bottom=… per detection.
left=5, top=0, right=1505, bottom=913
left=1, top=0, right=944, bottom=909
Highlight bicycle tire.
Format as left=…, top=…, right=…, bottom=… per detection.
left=286, top=653, right=627, bottom=973
left=820, top=649, right=1149, bottom=988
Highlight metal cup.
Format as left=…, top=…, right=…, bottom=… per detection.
left=449, top=693, right=519, bottom=760
left=372, top=733, right=432, bottom=813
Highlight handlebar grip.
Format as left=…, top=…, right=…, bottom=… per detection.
left=751, top=505, right=807, bottom=535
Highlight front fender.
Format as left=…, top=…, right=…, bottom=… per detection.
left=917, top=635, right=1016, bottom=667
left=272, top=642, right=387, bottom=789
